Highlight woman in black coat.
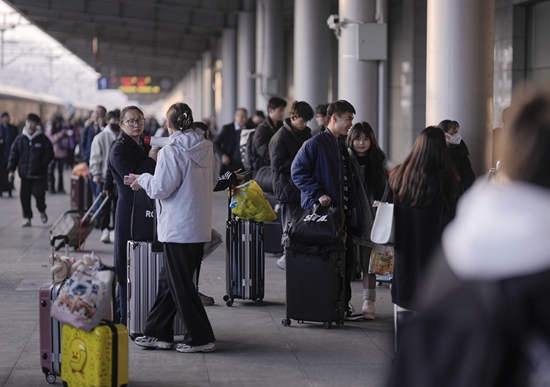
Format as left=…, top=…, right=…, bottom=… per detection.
left=389, top=127, right=459, bottom=318
left=388, top=85, right=550, bottom=387
left=108, top=105, right=157, bottom=325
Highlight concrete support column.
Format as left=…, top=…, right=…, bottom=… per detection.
left=294, top=0, right=331, bottom=110
left=426, top=0, right=494, bottom=174
left=194, top=59, right=203, bottom=121
left=202, top=51, right=213, bottom=122
left=221, top=28, right=237, bottom=126
left=338, top=0, right=378, bottom=126
left=256, top=0, right=285, bottom=110
left=238, top=10, right=256, bottom=115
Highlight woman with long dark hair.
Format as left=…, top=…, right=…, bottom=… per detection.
left=346, top=121, right=388, bottom=319
left=130, top=102, right=217, bottom=353
left=389, top=86, right=550, bottom=387
left=389, top=126, right=459, bottom=325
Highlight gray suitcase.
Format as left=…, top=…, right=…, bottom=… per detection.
left=127, top=241, right=186, bottom=340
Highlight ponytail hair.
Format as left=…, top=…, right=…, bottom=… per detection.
left=167, top=102, right=194, bottom=131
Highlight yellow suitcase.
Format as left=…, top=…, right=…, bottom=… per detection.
left=61, top=321, right=129, bottom=387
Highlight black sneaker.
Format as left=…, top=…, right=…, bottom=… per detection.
left=198, top=292, right=215, bottom=306
left=345, top=310, right=364, bottom=321
left=40, top=212, right=48, bottom=224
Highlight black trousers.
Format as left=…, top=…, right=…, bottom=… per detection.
left=144, top=242, right=215, bottom=346
left=20, top=178, right=47, bottom=220
left=47, top=158, right=65, bottom=192
left=279, top=202, right=298, bottom=236
left=98, top=182, right=117, bottom=230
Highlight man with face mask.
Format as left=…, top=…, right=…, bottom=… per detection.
left=7, top=113, right=54, bottom=227
left=439, top=120, right=476, bottom=193
left=89, top=110, right=121, bottom=243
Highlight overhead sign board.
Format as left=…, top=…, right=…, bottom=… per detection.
left=98, top=76, right=173, bottom=93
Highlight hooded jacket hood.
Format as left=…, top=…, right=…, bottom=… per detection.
left=169, top=129, right=213, bottom=169
left=22, top=126, right=43, bottom=140
left=443, top=179, right=550, bottom=281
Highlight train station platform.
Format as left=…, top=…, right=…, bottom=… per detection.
left=0, top=174, right=394, bottom=387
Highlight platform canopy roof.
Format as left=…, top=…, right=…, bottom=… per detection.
left=5, top=0, right=293, bottom=102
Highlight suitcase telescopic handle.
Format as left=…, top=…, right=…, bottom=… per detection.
left=81, top=192, right=110, bottom=223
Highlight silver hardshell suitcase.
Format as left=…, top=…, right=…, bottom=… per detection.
left=127, top=241, right=186, bottom=340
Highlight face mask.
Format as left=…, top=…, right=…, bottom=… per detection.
left=449, top=133, right=462, bottom=145
left=111, top=124, right=120, bottom=132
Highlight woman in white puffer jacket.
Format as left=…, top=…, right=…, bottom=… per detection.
left=130, top=102, right=218, bottom=354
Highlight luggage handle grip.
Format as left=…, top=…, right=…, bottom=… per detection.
left=50, top=235, right=69, bottom=247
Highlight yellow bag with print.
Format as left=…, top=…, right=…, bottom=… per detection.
left=229, top=179, right=277, bottom=222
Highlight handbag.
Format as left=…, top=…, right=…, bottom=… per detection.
left=51, top=253, right=115, bottom=332
left=287, top=204, right=345, bottom=246
left=368, top=244, right=394, bottom=276
left=370, top=184, right=395, bottom=245
left=131, top=189, right=156, bottom=241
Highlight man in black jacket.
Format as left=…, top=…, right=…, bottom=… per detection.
left=249, top=97, right=286, bottom=192
left=0, top=112, right=20, bottom=168
left=269, top=101, right=313, bottom=270
left=213, top=108, right=249, bottom=175
left=8, top=113, right=54, bottom=227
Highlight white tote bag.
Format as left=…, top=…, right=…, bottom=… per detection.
left=370, top=184, right=395, bottom=245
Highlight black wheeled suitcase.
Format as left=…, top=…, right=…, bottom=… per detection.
left=263, top=192, right=283, bottom=254
left=127, top=241, right=186, bottom=340
left=283, top=247, right=346, bottom=329
left=223, top=219, right=265, bottom=306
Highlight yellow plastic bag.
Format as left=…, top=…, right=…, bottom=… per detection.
left=230, top=180, right=277, bottom=222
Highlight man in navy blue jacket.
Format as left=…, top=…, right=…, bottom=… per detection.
left=291, top=100, right=363, bottom=321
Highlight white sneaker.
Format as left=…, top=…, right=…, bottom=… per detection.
left=176, top=342, right=216, bottom=353
left=134, top=336, right=174, bottom=349
left=109, top=229, right=115, bottom=243
left=100, top=229, right=111, bottom=243
left=276, top=255, right=286, bottom=270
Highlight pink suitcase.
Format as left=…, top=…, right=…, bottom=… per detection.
left=39, top=235, right=69, bottom=384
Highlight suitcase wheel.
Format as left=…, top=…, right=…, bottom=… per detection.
left=323, top=322, right=333, bottom=329
left=254, top=299, right=262, bottom=307
left=282, top=318, right=291, bottom=327
left=225, top=299, right=234, bottom=307
left=45, top=373, right=56, bottom=384
left=223, top=295, right=229, bottom=302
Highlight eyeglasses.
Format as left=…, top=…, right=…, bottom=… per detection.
left=123, top=119, right=145, bottom=126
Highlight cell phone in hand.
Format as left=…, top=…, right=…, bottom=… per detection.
left=124, top=175, right=135, bottom=185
